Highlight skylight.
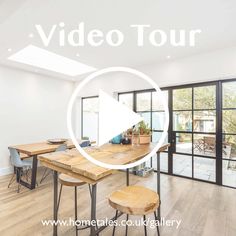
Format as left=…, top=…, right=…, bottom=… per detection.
left=8, top=45, right=96, bottom=76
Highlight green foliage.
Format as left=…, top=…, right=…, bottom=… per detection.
left=127, top=121, right=151, bottom=135
left=138, top=121, right=151, bottom=135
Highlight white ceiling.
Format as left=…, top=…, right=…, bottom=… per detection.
left=1, top=0, right=236, bottom=80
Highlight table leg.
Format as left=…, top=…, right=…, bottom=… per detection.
left=90, top=184, right=97, bottom=236
left=30, top=155, right=38, bottom=189
left=15, top=155, right=38, bottom=190
left=126, top=168, right=130, bottom=186
left=157, top=152, right=161, bottom=220
left=53, top=171, right=58, bottom=236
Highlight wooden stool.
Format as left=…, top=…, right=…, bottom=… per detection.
left=108, top=185, right=160, bottom=236
left=57, top=174, right=87, bottom=236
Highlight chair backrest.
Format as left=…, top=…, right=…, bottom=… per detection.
left=55, top=144, right=67, bottom=152
left=204, top=136, right=215, bottom=146
left=8, top=147, right=23, bottom=168
left=80, top=140, right=90, bottom=147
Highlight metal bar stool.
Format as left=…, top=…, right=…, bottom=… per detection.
left=57, top=173, right=88, bottom=236
left=108, top=185, right=160, bottom=236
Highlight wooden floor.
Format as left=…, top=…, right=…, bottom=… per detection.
left=0, top=168, right=236, bottom=236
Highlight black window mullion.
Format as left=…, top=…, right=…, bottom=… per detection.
left=192, top=87, right=194, bottom=178
left=150, top=92, right=153, bottom=142
left=216, top=81, right=223, bottom=185
left=168, top=89, right=173, bottom=175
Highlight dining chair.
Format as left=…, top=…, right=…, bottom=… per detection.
left=40, top=144, right=67, bottom=184
left=8, top=147, right=33, bottom=193
left=109, top=185, right=160, bottom=236
left=80, top=140, right=91, bottom=147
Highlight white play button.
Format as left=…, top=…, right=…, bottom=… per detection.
left=98, top=90, right=143, bottom=146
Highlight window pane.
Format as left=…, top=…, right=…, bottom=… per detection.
left=175, top=133, right=192, bottom=154
left=173, top=111, right=192, bottom=131
left=152, top=90, right=168, bottom=111
left=173, top=154, right=192, bottom=177
left=83, top=97, right=98, bottom=113
left=138, top=112, right=151, bottom=127
left=223, top=110, right=236, bottom=134
left=194, top=157, right=215, bottom=182
left=136, top=92, right=151, bottom=111
left=194, top=110, right=216, bottom=132
left=152, top=131, right=168, bottom=143
left=193, top=134, right=216, bottom=157
left=223, top=82, right=236, bottom=108
left=223, top=135, right=236, bottom=159
left=151, top=152, right=168, bottom=172
left=223, top=160, right=236, bottom=187
left=82, top=98, right=99, bottom=142
left=119, top=93, right=133, bottom=110
left=194, top=86, right=216, bottom=109
left=152, top=112, right=165, bottom=130
left=173, top=88, right=192, bottom=110
left=160, top=152, right=168, bottom=172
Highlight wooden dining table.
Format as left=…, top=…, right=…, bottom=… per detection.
left=9, top=140, right=76, bottom=190
left=39, top=143, right=169, bottom=236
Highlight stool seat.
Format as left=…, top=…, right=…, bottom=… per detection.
left=109, top=185, right=159, bottom=215
left=59, top=174, right=86, bottom=187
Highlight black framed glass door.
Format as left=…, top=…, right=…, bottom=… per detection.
left=222, top=81, right=236, bottom=188
left=171, top=85, right=217, bottom=182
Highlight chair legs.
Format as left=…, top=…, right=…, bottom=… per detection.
left=7, top=173, right=16, bottom=188
left=8, top=167, right=34, bottom=193
left=17, top=168, right=22, bottom=193
left=40, top=168, right=51, bottom=184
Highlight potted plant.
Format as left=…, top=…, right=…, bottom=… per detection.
left=125, top=121, right=151, bottom=145
left=138, top=121, right=151, bottom=144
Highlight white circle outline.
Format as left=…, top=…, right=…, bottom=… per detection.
left=67, top=67, right=169, bottom=170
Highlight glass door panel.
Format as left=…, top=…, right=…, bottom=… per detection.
left=172, top=85, right=217, bottom=181
left=173, top=154, right=192, bottom=177
left=222, top=81, right=236, bottom=187
left=194, top=157, right=216, bottom=182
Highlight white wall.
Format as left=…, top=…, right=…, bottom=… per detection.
left=0, top=66, right=74, bottom=175
left=77, top=46, right=236, bottom=97
left=138, top=46, right=236, bottom=88
left=75, top=46, right=236, bottom=97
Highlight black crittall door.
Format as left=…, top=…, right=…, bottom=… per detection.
left=170, top=84, right=218, bottom=184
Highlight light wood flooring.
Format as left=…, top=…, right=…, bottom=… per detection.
left=0, top=168, right=236, bottom=236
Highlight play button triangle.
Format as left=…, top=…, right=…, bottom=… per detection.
left=98, top=90, right=143, bottom=146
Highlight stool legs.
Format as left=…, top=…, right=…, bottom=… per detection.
left=154, top=211, right=160, bottom=236
left=112, top=210, right=118, bottom=236
left=143, top=215, right=147, bottom=236
left=57, top=184, right=63, bottom=213
left=125, top=214, right=129, bottom=236
left=57, top=185, right=79, bottom=236
left=75, top=186, right=78, bottom=236
left=111, top=213, right=160, bottom=236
